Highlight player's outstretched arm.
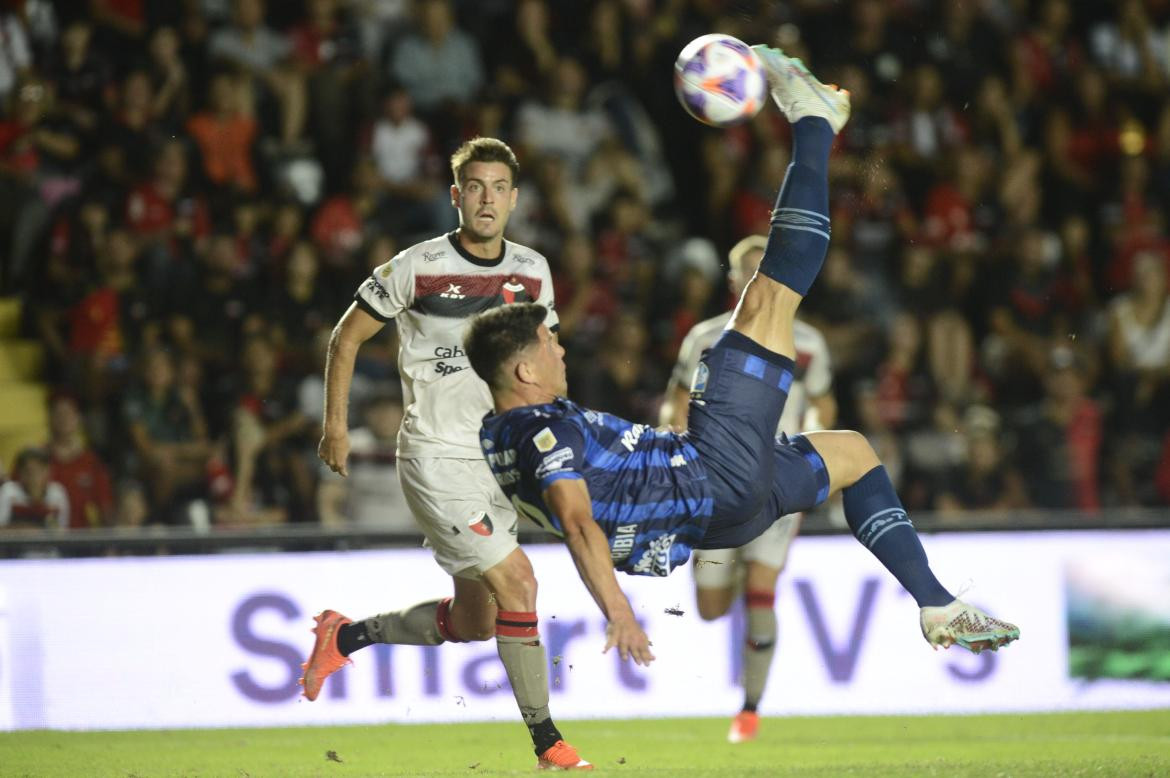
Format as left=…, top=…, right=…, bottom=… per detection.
left=544, top=479, right=656, bottom=666
left=319, top=304, right=385, bottom=477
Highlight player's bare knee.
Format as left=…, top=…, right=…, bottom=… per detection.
left=464, top=622, right=496, bottom=642
left=696, top=589, right=733, bottom=620
left=845, top=430, right=881, bottom=474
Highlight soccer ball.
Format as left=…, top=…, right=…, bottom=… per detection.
left=673, top=34, right=767, bottom=127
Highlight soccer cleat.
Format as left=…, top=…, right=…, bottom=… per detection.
left=751, top=45, right=851, bottom=133
left=727, top=710, right=760, bottom=744
left=298, top=609, right=353, bottom=701
left=920, top=599, right=1020, bottom=654
left=537, top=740, right=594, bottom=771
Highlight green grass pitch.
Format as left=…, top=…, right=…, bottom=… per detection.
left=2, top=710, right=1168, bottom=777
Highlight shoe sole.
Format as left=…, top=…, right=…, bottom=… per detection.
left=299, top=611, right=351, bottom=701
left=756, top=47, right=849, bottom=128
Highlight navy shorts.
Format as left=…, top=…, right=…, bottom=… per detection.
left=685, top=331, right=831, bottom=550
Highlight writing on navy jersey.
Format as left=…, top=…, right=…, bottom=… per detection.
left=480, top=398, right=712, bottom=576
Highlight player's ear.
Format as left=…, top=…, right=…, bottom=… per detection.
left=450, top=183, right=460, bottom=209
left=514, top=355, right=536, bottom=386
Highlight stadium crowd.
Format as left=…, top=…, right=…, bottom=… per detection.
left=1, top=0, right=1169, bottom=534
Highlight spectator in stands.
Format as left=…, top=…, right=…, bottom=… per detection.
left=112, top=480, right=150, bottom=530
left=168, top=232, right=263, bottom=373
left=935, top=406, right=1028, bottom=514
left=1014, top=346, right=1103, bottom=511
left=569, top=310, right=662, bottom=423
left=390, top=0, right=484, bottom=144
left=0, top=447, right=69, bottom=531
left=122, top=346, right=212, bottom=522
left=227, top=334, right=313, bottom=524
left=47, top=20, right=110, bottom=137
left=208, top=0, right=306, bottom=146
left=1107, top=251, right=1170, bottom=505
left=316, top=391, right=412, bottom=530
left=516, top=56, right=613, bottom=174
left=0, top=75, right=80, bottom=292
left=289, top=0, right=367, bottom=186
left=366, top=86, right=448, bottom=237
left=66, top=228, right=153, bottom=403
left=186, top=71, right=259, bottom=195
left=263, top=240, right=331, bottom=373
left=309, top=157, right=379, bottom=287
left=126, top=139, right=210, bottom=292
left=46, top=393, right=114, bottom=529
left=146, top=26, right=191, bottom=130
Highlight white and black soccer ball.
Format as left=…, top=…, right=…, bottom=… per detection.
left=673, top=34, right=767, bottom=128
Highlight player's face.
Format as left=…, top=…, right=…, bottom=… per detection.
left=529, top=324, right=568, bottom=396
left=452, top=162, right=517, bottom=243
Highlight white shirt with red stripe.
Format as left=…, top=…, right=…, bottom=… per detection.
left=672, top=313, right=832, bottom=436
left=355, top=231, right=558, bottom=460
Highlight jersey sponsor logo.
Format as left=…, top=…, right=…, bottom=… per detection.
left=434, top=361, right=466, bottom=376
left=611, top=523, right=637, bottom=563
left=493, top=468, right=520, bottom=486
left=533, top=427, right=557, bottom=452
left=487, top=449, right=516, bottom=467
left=468, top=512, right=494, bottom=536
left=670, top=454, right=687, bottom=467
left=620, top=424, right=647, bottom=453
left=440, top=283, right=465, bottom=299
left=690, top=362, right=709, bottom=396
left=513, top=253, right=536, bottom=265
left=535, top=447, right=574, bottom=479
left=364, top=277, right=390, bottom=300
left=633, top=533, right=676, bottom=576
left=423, top=249, right=446, bottom=262
left=434, top=345, right=466, bottom=359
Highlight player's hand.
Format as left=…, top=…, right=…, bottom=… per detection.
left=318, top=431, right=350, bottom=477
left=603, top=614, right=655, bottom=666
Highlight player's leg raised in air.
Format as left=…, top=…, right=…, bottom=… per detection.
left=301, top=461, right=590, bottom=770
left=701, top=47, right=1019, bottom=653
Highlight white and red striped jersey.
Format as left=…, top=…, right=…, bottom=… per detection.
left=355, top=231, right=558, bottom=460
left=671, top=313, right=832, bottom=436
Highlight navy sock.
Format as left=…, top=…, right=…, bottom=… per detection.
left=337, top=621, right=371, bottom=656
left=842, top=466, right=953, bottom=608
left=758, top=117, right=835, bottom=296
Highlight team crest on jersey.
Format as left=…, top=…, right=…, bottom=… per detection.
left=468, top=512, right=494, bottom=536
left=533, top=427, right=557, bottom=452
left=690, top=362, right=710, bottom=396
left=501, top=277, right=527, bottom=304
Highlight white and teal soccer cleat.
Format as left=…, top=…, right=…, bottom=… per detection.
left=751, top=45, right=851, bottom=133
left=920, top=599, right=1020, bottom=654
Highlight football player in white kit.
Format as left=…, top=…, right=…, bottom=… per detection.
left=661, top=234, right=836, bottom=745
left=305, top=138, right=591, bottom=771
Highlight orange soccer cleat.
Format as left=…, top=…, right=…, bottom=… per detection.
left=298, top=609, right=353, bottom=701
left=537, top=740, right=594, bottom=771
left=727, top=710, right=760, bottom=743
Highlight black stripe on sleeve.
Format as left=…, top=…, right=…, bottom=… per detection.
left=354, top=294, right=392, bottom=323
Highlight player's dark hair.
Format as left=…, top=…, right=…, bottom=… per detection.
left=464, top=303, right=546, bottom=391
left=450, top=137, right=519, bottom=186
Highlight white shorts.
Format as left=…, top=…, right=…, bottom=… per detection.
left=397, top=457, right=519, bottom=579
left=692, top=513, right=801, bottom=589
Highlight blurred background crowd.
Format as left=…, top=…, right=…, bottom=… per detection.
left=1, top=0, right=1168, bottom=539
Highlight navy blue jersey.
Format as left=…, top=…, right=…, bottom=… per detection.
left=480, top=398, right=712, bottom=576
